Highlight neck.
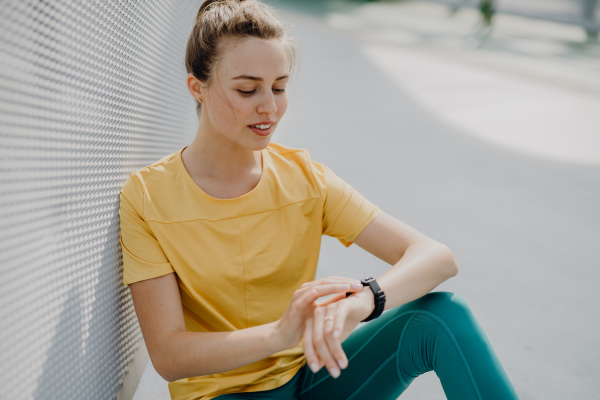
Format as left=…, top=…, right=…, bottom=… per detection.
left=183, top=118, right=262, bottom=180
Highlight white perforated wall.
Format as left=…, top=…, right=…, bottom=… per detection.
left=0, top=1, right=198, bottom=399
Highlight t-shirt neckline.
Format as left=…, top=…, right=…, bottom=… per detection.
left=177, top=146, right=269, bottom=202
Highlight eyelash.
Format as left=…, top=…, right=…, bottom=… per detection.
left=237, top=88, right=285, bottom=96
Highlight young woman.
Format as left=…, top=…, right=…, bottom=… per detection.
left=119, top=1, right=520, bottom=399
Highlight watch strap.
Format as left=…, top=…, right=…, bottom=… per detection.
left=345, top=277, right=386, bottom=322
left=361, top=277, right=386, bottom=322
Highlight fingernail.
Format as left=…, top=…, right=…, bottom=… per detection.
left=310, top=363, right=319, bottom=373
left=333, top=330, right=340, bottom=338
left=352, top=283, right=363, bottom=289
left=330, top=368, right=340, bottom=378
left=338, top=359, right=347, bottom=369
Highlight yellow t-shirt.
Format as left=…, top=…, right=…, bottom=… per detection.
left=119, top=142, right=383, bottom=400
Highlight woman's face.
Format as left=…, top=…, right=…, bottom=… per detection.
left=195, top=37, right=290, bottom=151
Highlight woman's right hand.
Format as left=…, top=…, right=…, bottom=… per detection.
left=273, top=277, right=364, bottom=351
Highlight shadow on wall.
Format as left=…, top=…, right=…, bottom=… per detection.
left=0, top=0, right=199, bottom=399
left=32, top=207, right=140, bottom=400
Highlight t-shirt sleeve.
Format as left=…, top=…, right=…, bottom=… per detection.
left=119, top=172, right=175, bottom=285
left=307, top=154, right=383, bottom=247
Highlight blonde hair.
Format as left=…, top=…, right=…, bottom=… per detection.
left=185, top=0, right=298, bottom=115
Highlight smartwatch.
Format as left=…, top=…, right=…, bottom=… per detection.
left=346, top=277, right=386, bottom=322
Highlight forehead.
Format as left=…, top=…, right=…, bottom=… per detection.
left=217, top=37, right=289, bottom=80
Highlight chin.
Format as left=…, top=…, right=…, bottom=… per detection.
left=248, top=136, right=272, bottom=151
left=244, top=131, right=274, bottom=151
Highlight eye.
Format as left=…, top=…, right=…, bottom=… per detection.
left=273, top=88, right=286, bottom=94
left=237, top=89, right=255, bottom=96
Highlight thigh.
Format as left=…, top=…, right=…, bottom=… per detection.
left=297, top=292, right=519, bottom=400
left=297, top=300, right=414, bottom=400
left=214, top=370, right=302, bottom=400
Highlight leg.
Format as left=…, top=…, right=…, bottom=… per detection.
left=297, top=292, right=519, bottom=400
left=213, top=370, right=303, bottom=399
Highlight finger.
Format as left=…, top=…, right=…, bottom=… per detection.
left=296, top=279, right=362, bottom=305
left=312, top=283, right=361, bottom=298
left=316, top=292, right=347, bottom=307
left=301, top=277, right=362, bottom=291
left=312, top=305, right=330, bottom=372
left=324, top=302, right=350, bottom=370
left=302, top=316, right=321, bottom=373
left=287, top=288, right=324, bottom=327
left=298, top=284, right=352, bottom=310
left=315, top=277, right=362, bottom=285
left=313, top=304, right=341, bottom=378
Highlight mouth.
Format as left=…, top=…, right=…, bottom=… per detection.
left=248, top=121, right=275, bottom=136
left=250, top=124, right=273, bottom=130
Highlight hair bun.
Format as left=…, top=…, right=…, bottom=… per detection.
left=198, top=0, right=248, bottom=16
left=198, top=0, right=219, bottom=15
left=186, top=0, right=297, bottom=115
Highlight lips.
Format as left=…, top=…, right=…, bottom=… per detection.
left=248, top=123, right=274, bottom=136
left=251, top=124, right=272, bottom=130
left=248, top=120, right=275, bottom=136
left=249, top=120, right=275, bottom=128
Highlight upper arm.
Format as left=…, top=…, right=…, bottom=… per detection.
left=119, top=174, right=175, bottom=285
left=119, top=173, right=184, bottom=372
left=129, top=273, right=186, bottom=374
left=307, top=156, right=383, bottom=247
left=353, top=212, right=442, bottom=265
left=306, top=157, right=446, bottom=265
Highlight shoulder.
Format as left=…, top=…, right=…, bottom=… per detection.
left=137, top=148, right=182, bottom=181
left=266, top=141, right=325, bottom=171
left=265, top=142, right=335, bottom=201
left=120, top=147, right=184, bottom=201
left=266, top=141, right=308, bottom=161
left=266, top=141, right=322, bottom=181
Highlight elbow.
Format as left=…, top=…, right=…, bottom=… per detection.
left=151, top=329, right=195, bottom=382
left=153, top=363, right=169, bottom=382
left=150, top=342, right=181, bottom=383
left=436, top=243, right=459, bottom=278
left=154, top=349, right=188, bottom=383
left=151, top=354, right=174, bottom=382
left=163, top=374, right=179, bottom=384
left=155, top=359, right=179, bottom=383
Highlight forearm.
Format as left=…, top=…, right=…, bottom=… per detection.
left=156, top=322, right=284, bottom=382
left=377, top=241, right=458, bottom=310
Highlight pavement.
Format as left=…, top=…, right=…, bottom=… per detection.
left=133, top=2, right=600, bottom=399
left=414, top=0, right=600, bottom=29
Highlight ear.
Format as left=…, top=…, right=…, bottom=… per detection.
left=187, top=73, right=205, bottom=103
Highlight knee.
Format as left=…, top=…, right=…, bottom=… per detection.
left=410, top=292, right=473, bottom=319
left=393, top=292, right=480, bottom=345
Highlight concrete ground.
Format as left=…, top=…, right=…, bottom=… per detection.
left=133, top=2, right=600, bottom=399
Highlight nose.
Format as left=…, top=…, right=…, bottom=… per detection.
left=257, top=89, right=277, bottom=115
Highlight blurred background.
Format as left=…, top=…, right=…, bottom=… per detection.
left=0, top=1, right=598, bottom=400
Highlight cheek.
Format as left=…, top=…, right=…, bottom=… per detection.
left=208, top=92, right=252, bottom=130
left=276, top=95, right=288, bottom=116
left=228, top=95, right=255, bottom=118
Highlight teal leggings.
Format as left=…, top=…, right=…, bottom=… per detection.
left=216, top=292, right=519, bottom=400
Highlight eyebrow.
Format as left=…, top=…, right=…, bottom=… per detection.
left=231, top=74, right=289, bottom=81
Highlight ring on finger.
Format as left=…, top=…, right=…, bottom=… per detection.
left=324, top=316, right=335, bottom=322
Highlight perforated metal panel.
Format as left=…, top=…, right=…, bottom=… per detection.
left=0, top=1, right=198, bottom=399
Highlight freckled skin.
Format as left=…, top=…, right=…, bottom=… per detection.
left=191, top=37, right=290, bottom=152
left=182, top=37, right=290, bottom=199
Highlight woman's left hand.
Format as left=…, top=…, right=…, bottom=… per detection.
left=302, top=289, right=375, bottom=378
